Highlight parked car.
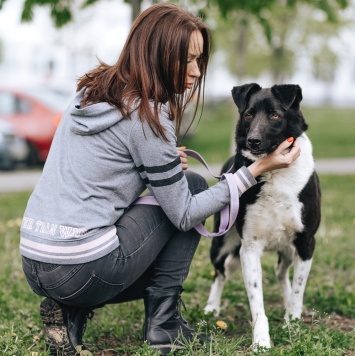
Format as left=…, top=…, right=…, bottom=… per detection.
left=0, top=86, right=71, bottom=165
left=0, top=118, right=29, bottom=170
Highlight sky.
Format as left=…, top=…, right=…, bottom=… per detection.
left=0, top=0, right=354, bottom=105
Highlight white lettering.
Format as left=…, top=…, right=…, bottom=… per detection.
left=22, top=218, right=87, bottom=238
left=21, top=217, right=34, bottom=230
left=34, top=220, right=57, bottom=235
left=59, top=225, right=87, bottom=238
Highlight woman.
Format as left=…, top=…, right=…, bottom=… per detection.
left=20, top=3, right=300, bottom=355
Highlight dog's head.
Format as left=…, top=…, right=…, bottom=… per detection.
left=232, top=83, right=308, bottom=160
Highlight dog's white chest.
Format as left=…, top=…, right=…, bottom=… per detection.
left=243, top=183, right=303, bottom=250
left=242, top=134, right=314, bottom=251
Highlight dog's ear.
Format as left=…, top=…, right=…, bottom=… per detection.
left=231, top=83, right=262, bottom=112
left=271, top=84, right=303, bottom=110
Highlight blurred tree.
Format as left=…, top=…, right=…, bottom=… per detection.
left=0, top=0, right=143, bottom=27
left=0, top=0, right=350, bottom=85
left=312, top=44, right=338, bottom=102
left=129, top=0, right=143, bottom=22
left=0, top=0, right=349, bottom=36
left=209, top=0, right=349, bottom=43
left=202, top=0, right=349, bottom=83
left=299, top=7, right=347, bottom=102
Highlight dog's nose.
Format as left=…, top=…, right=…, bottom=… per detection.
left=247, top=138, right=261, bottom=149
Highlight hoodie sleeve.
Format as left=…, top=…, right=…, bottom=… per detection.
left=128, top=107, right=256, bottom=231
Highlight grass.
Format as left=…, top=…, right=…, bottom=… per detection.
left=0, top=177, right=354, bottom=355
left=0, top=103, right=354, bottom=354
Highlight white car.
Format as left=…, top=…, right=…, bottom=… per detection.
left=0, top=118, right=29, bottom=170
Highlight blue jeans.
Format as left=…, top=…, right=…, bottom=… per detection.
left=22, top=171, right=208, bottom=308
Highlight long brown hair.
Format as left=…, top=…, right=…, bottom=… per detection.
left=77, top=3, right=211, bottom=140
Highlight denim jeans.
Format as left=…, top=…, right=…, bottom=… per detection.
left=22, top=171, right=208, bottom=308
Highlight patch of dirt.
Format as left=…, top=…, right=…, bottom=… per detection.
left=303, top=312, right=355, bottom=333
left=94, top=351, right=118, bottom=356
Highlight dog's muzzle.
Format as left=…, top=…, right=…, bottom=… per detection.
left=246, top=137, right=280, bottom=155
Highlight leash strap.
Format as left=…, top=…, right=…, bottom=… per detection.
left=134, top=149, right=238, bottom=238
left=183, top=149, right=235, bottom=177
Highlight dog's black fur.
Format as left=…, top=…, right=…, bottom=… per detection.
left=211, top=83, right=321, bottom=272
left=206, top=84, right=322, bottom=348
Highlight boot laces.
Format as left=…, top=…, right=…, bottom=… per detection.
left=175, top=295, right=187, bottom=321
left=84, top=308, right=95, bottom=331
left=87, top=309, right=95, bottom=320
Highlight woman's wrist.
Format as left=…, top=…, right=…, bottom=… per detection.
left=247, top=159, right=266, bottom=178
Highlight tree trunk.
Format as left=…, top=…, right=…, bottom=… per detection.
left=271, top=45, right=285, bottom=83
left=235, top=16, right=248, bottom=80
left=130, top=0, right=142, bottom=23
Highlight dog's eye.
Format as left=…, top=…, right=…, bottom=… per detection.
left=271, top=114, right=280, bottom=120
left=244, top=113, right=253, bottom=120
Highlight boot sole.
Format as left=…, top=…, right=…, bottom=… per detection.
left=40, top=298, right=75, bottom=356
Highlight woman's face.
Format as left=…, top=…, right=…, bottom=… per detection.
left=184, top=30, right=203, bottom=91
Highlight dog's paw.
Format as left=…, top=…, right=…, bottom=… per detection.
left=252, top=336, right=272, bottom=351
left=203, top=304, right=220, bottom=316
left=284, top=309, right=302, bottom=323
left=252, top=316, right=271, bottom=350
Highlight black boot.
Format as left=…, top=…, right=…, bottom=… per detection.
left=40, top=297, right=94, bottom=355
left=143, top=288, right=207, bottom=355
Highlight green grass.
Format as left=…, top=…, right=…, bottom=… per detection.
left=0, top=173, right=354, bottom=355
left=180, top=102, right=355, bottom=163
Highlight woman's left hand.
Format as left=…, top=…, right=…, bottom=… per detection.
left=177, top=146, right=188, bottom=170
left=248, top=137, right=301, bottom=178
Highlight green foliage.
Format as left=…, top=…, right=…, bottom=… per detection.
left=2, top=0, right=351, bottom=86
left=205, top=0, right=350, bottom=83
left=21, top=0, right=73, bottom=27
left=10, top=0, right=141, bottom=27
left=210, top=0, right=349, bottom=24
left=83, top=0, right=100, bottom=7
left=1, top=0, right=350, bottom=33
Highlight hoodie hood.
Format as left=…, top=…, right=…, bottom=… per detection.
left=70, top=88, right=123, bottom=135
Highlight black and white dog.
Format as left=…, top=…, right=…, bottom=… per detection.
left=204, top=83, right=321, bottom=349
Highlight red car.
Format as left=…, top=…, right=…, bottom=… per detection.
left=0, top=86, right=71, bottom=165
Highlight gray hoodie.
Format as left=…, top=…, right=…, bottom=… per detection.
left=20, top=89, right=256, bottom=264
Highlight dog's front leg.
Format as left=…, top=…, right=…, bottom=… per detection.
left=240, top=243, right=271, bottom=349
left=285, top=252, right=312, bottom=322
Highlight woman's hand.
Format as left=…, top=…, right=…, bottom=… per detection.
left=248, top=137, right=301, bottom=178
left=177, top=146, right=188, bottom=170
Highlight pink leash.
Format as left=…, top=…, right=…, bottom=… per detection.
left=134, top=149, right=238, bottom=238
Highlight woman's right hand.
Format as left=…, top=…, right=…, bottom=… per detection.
left=247, top=137, right=301, bottom=178
left=177, top=146, right=188, bottom=170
